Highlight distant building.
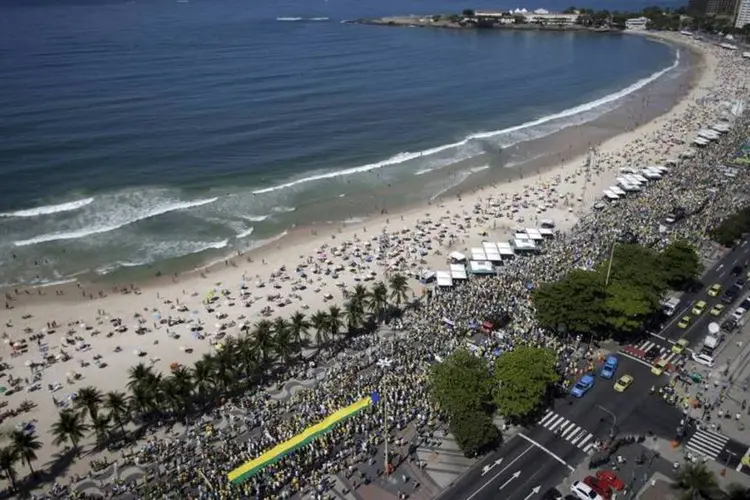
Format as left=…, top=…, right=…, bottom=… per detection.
left=706, top=0, right=739, bottom=17
left=736, top=0, right=750, bottom=27
left=625, top=17, right=650, bottom=30
left=474, top=8, right=578, bottom=26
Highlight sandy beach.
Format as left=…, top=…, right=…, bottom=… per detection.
left=0, top=31, right=743, bottom=492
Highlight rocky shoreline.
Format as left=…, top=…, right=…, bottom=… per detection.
left=345, top=16, right=618, bottom=32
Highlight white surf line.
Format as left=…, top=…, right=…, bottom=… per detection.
left=518, top=433, right=575, bottom=472
left=618, top=350, right=656, bottom=369
left=465, top=444, right=534, bottom=500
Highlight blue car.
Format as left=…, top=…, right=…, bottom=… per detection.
left=571, top=374, right=595, bottom=398
left=600, top=355, right=619, bottom=379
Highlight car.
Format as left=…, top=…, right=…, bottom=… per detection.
left=732, top=265, right=743, bottom=277
left=613, top=374, right=633, bottom=392
left=741, top=297, right=750, bottom=309
left=542, top=488, right=563, bottom=500
left=652, top=359, right=668, bottom=376
left=735, top=279, right=746, bottom=290
left=583, top=476, right=612, bottom=499
left=595, top=471, right=625, bottom=491
left=571, top=374, right=595, bottom=398
left=723, top=288, right=739, bottom=303
left=710, top=304, right=725, bottom=316
left=571, top=480, right=604, bottom=500
left=732, top=307, right=747, bottom=321
left=708, top=283, right=722, bottom=296
left=692, top=301, right=707, bottom=315
left=672, top=338, right=689, bottom=354
left=692, top=352, right=715, bottom=367
left=677, top=316, right=691, bottom=328
left=600, top=355, right=618, bottom=379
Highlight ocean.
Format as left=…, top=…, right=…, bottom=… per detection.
left=0, top=0, right=690, bottom=287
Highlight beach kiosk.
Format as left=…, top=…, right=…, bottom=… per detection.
left=538, top=227, right=554, bottom=239
left=496, top=241, right=515, bottom=258
left=524, top=228, right=544, bottom=243
left=468, top=260, right=496, bottom=275
left=470, top=247, right=487, bottom=261
left=482, top=242, right=502, bottom=263
left=450, top=263, right=468, bottom=280
left=511, top=238, right=537, bottom=255
left=436, top=271, right=453, bottom=288
left=449, top=251, right=467, bottom=263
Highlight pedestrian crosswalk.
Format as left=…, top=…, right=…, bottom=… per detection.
left=685, top=428, right=729, bottom=460
left=539, top=410, right=597, bottom=453
left=633, top=339, right=681, bottom=364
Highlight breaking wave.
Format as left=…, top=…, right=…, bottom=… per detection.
left=0, top=197, right=94, bottom=218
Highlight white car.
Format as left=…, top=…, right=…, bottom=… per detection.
left=732, top=307, right=747, bottom=321
left=571, top=480, right=604, bottom=500
left=692, top=352, right=715, bottom=367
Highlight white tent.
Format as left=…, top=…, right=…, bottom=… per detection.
left=525, top=228, right=543, bottom=241
left=512, top=239, right=537, bottom=253
left=539, top=227, right=554, bottom=239
left=610, top=186, right=626, bottom=197
left=471, top=247, right=487, bottom=261
left=449, top=251, right=467, bottom=262
left=604, top=190, right=619, bottom=200
left=450, top=263, right=468, bottom=280
left=469, top=260, right=495, bottom=275
left=436, top=271, right=453, bottom=287
left=496, top=242, right=514, bottom=256
left=482, top=241, right=501, bottom=262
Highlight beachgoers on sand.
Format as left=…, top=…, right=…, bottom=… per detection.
left=1, top=33, right=749, bottom=499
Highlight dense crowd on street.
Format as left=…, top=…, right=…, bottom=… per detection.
left=40, top=43, right=750, bottom=500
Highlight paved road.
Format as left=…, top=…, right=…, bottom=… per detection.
left=443, top=245, right=750, bottom=500
left=447, top=356, right=684, bottom=500
left=658, top=241, right=750, bottom=346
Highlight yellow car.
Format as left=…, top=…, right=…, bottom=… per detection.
left=710, top=304, right=725, bottom=316
left=708, top=284, right=722, bottom=297
left=677, top=316, right=691, bottom=328
left=692, top=301, right=707, bottom=315
left=614, top=374, right=634, bottom=392
left=672, top=339, right=689, bottom=354
left=652, top=359, right=668, bottom=376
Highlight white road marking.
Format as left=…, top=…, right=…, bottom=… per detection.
left=518, top=433, right=575, bottom=471
left=465, top=445, right=534, bottom=500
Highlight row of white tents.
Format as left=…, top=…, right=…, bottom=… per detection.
left=603, top=165, right=669, bottom=201
left=693, top=122, right=730, bottom=147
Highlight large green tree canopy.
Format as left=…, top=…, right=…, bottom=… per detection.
left=532, top=269, right=606, bottom=336
left=492, top=346, right=559, bottom=423
left=429, top=349, right=494, bottom=419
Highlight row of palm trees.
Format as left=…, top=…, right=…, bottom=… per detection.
left=0, top=275, right=412, bottom=489
left=673, top=461, right=750, bottom=500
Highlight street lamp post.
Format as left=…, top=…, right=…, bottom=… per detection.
left=598, top=405, right=617, bottom=438
left=377, top=356, right=393, bottom=476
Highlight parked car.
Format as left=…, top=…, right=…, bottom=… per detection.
left=596, top=471, right=625, bottom=491
left=571, top=375, right=595, bottom=398
left=571, top=480, right=604, bottom=500
left=583, top=475, right=612, bottom=499
left=542, top=488, right=563, bottom=500
left=600, top=355, right=618, bottom=379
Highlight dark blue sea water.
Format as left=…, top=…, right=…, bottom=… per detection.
left=0, top=0, right=685, bottom=286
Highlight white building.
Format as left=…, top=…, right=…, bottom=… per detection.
left=736, top=0, right=750, bottom=28
left=625, top=17, right=649, bottom=30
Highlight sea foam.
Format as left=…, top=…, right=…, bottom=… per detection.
left=253, top=52, right=680, bottom=195
left=0, top=197, right=94, bottom=218
left=13, top=197, right=218, bottom=247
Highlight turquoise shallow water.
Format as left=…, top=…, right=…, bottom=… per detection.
left=0, top=0, right=682, bottom=285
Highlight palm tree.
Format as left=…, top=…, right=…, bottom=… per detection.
left=273, top=320, right=299, bottom=366
left=672, top=462, right=720, bottom=500
left=725, top=483, right=750, bottom=500
left=289, top=311, right=310, bottom=350
left=51, top=409, right=89, bottom=454
left=252, top=319, right=276, bottom=369
left=327, top=305, right=344, bottom=341
left=213, top=347, right=238, bottom=393
left=74, top=385, right=104, bottom=423
left=128, top=383, right=158, bottom=418
left=0, top=446, right=18, bottom=491
left=127, top=363, right=155, bottom=392
left=104, top=391, right=130, bottom=437
left=344, top=299, right=365, bottom=334
left=169, top=366, right=194, bottom=405
left=349, top=283, right=370, bottom=312
left=192, top=356, right=216, bottom=402
left=367, top=281, right=390, bottom=323
left=10, top=430, right=42, bottom=476
left=388, top=273, right=410, bottom=310
left=310, top=310, right=330, bottom=349
left=90, top=413, right=112, bottom=446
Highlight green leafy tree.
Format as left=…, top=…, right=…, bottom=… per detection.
left=492, top=346, right=559, bottom=422
left=449, top=409, right=501, bottom=457
left=533, top=269, right=607, bottom=337
left=660, top=240, right=701, bottom=289
left=603, top=282, right=657, bottom=336
left=430, top=349, right=494, bottom=419
left=603, top=244, right=666, bottom=297
left=671, top=462, right=720, bottom=500
left=711, top=206, right=750, bottom=247
left=725, top=482, right=750, bottom=500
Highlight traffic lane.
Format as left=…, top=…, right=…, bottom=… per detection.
left=719, top=437, right=749, bottom=471
left=452, top=437, right=538, bottom=500
left=467, top=439, right=577, bottom=500
left=617, top=393, right=684, bottom=439
left=557, top=357, right=657, bottom=435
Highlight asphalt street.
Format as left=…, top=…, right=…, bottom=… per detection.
left=656, top=240, right=750, bottom=346
left=443, top=245, right=750, bottom=500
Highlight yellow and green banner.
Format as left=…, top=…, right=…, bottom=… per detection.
left=228, top=392, right=380, bottom=484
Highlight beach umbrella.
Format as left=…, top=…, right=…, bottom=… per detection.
left=153, top=313, right=161, bottom=320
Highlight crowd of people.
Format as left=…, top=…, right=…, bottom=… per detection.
left=31, top=40, right=750, bottom=500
